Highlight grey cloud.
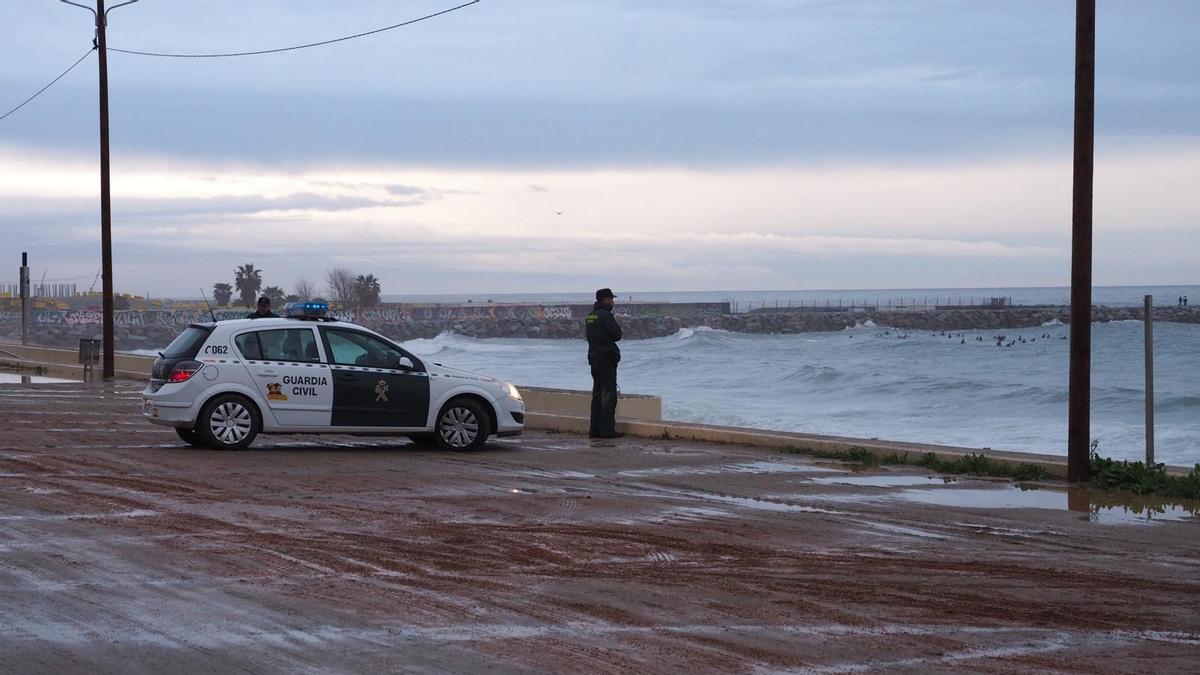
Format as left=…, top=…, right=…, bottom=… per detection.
left=0, top=192, right=421, bottom=226
left=13, top=215, right=1197, bottom=297
left=3, top=1, right=1198, bottom=168
left=384, top=184, right=427, bottom=196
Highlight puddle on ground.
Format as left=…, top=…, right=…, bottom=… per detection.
left=1069, top=489, right=1200, bottom=525
left=498, top=487, right=539, bottom=495
left=0, top=374, right=77, bottom=384
left=899, top=487, right=1068, bottom=510
left=615, top=506, right=734, bottom=525
left=514, top=469, right=596, bottom=480
left=671, top=490, right=846, bottom=515
left=858, top=521, right=954, bottom=540
left=898, top=486, right=1200, bottom=525
left=619, top=461, right=844, bottom=478
left=811, top=474, right=956, bottom=488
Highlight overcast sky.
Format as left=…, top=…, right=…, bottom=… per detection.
left=1, top=0, right=1198, bottom=298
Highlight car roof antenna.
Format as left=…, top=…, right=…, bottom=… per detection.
left=199, top=288, right=218, bottom=323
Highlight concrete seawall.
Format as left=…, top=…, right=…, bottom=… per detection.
left=2, top=304, right=1198, bottom=351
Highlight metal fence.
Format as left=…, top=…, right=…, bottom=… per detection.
left=733, top=297, right=1014, bottom=314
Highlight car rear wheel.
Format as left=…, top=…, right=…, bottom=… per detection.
left=174, top=426, right=205, bottom=447
left=435, top=398, right=490, bottom=452
left=197, top=394, right=260, bottom=450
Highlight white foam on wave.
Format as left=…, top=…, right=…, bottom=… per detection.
left=400, top=333, right=455, bottom=356
left=845, top=320, right=875, bottom=330
left=649, top=325, right=726, bottom=344
left=127, top=349, right=161, bottom=357
left=401, top=332, right=531, bottom=356
left=1041, top=319, right=1063, bottom=327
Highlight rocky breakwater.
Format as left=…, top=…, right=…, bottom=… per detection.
left=722, top=305, right=1200, bottom=334
left=0, top=322, right=178, bottom=352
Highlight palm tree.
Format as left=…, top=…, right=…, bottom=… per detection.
left=262, top=286, right=287, bottom=307
left=212, top=282, right=233, bottom=307
left=234, top=263, right=263, bottom=308
left=354, top=274, right=382, bottom=308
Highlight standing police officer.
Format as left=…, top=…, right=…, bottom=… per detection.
left=585, top=288, right=623, bottom=439
left=247, top=296, right=279, bottom=319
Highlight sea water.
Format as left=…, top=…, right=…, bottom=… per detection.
left=401, top=320, right=1200, bottom=466
left=384, top=284, right=1200, bottom=311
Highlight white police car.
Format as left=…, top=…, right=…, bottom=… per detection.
left=140, top=302, right=524, bottom=451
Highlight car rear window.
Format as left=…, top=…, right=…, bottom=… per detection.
left=234, top=333, right=263, bottom=360
left=236, top=329, right=320, bottom=363
left=161, top=326, right=212, bottom=358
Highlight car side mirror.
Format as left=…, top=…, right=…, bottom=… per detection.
left=396, top=356, right=415, bottom=370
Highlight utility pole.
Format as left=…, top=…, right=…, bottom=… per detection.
left=20, top=252, right=31, bottom=345
left=1067, top=0, right=1095, bottom=481
left=61, top=0, right=138, bottom=381
left=1144, top=295, right=1154, bottom=465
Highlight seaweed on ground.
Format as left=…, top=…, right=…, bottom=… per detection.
left=778, top=444, right=1052, bottom=481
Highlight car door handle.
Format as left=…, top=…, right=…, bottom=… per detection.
left=256, top=370, right=277, bottom=377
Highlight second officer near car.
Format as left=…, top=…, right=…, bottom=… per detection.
left=585, top=287, right=623, bottom=439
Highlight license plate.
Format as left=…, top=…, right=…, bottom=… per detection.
left=143, top=399, right=157, bottom=417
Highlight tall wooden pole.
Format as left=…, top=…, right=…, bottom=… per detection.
left=96, top=0, right=116, bottom=381
left=1144, top=295, right=1154, bottom=465
left=1067, top=0, right=1095, bottom=481
left=20, top=252, right=30, bottom=345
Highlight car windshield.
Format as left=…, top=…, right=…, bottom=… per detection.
left=161, top=326, right=212, bottom=358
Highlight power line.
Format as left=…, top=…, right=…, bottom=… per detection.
left=0, top=46, right=95, bottom=121
left=108, top=0, right=481, bottom=59
left=39, top=274, right=98, bottom=282
left=0, top=274, right=94, bottom=284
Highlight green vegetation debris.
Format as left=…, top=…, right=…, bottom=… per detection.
left=1088, top=452, right=1200, bottom=500
left=778, top=444, right=1052, bottom=481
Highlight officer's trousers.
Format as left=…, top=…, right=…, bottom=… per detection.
left=588, top=354, right=618, bottom=436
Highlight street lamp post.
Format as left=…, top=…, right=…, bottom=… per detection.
left=61, top=0, right=138, bottom=381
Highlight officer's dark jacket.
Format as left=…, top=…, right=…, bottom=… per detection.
left=585, top=303, right=622, bottom=360
left=246, top=311, right=279, bottom=319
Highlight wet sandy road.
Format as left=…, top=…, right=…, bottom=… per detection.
left=1, top=382, right=1199, bottom=673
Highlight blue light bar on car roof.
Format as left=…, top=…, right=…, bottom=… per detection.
left=283, top=301, right=328, bottom=318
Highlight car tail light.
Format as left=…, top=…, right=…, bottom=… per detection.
left=166, top=360, right=202, bottom=384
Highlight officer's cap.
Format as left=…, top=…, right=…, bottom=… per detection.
left=595, top=288, right=615, bottom=300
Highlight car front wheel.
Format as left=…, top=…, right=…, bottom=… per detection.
left=435, top=398, right=490, bottom=452
left=407, top=433, right=437, bottom=447
left=197, top=394, right=260, bottom=450
left=174, top=426, right=205, bottom=447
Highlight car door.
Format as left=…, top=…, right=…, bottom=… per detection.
left=318, top=327, right=431, bottom=428
left=235, top=327, right=333, bottom=427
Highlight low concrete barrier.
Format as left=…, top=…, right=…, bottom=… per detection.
left=0, top=343, right=152, bottom=380
left=520, top=386, right=662, bottom=421
left=524, top=412, right=1079, bottom=477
